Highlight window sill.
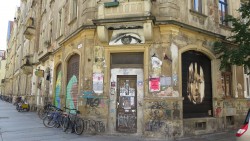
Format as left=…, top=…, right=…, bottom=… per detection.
left=68, top=17, right=77, bottom=25
left=219, top=24, right=232, bottom=30
left=56, top=34, right=63, bottom=41
left=189, top=9, right=207, bottom=18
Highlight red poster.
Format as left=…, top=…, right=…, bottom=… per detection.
left=149, top=78, right=160, bottom=92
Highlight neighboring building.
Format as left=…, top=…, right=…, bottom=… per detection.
left=6, top=21, right=14, bottom=42
left=0, top=50, right=6, bottom=95
left=3, top=0, right=250, bottom=140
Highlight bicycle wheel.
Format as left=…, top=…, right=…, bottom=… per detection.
left=58, top=114, right=65, bottom=128
left=43, top=115, right=56, bottom=128
left=74, top=118, right=84, bottom=135
left=38, top=109, right=46, bottom=119
left=62, top=117, right=69, bottom=132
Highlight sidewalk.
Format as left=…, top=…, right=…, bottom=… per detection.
left=0, top=100, right=236, bottom=141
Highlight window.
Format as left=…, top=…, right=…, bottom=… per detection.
left=57, top=8, right=64, bottom=38
left=244, top=66, right=250, bottom=98
left=41, top=0, right=47, bottom=14
left=219, top=0, right=228, bottom=25
left=68, top=0, right=77, bottom=24
left=221, top=72, right=232, bottom=97
left=193, top=0, right=202, bottom=13
left=48, top=21, right=52, bottom=43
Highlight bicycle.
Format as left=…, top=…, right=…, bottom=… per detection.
left=37, top=103, right=54, bottom=119
left=62, top=107, right=84, bottom=135
left=43, top=106, right=64, bottom=128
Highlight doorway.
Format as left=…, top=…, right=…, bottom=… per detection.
left=116, top=75, right=137, bottom=133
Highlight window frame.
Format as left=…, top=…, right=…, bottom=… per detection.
left=219, top=0, right=228, bottom=26
left=222, top=71, right=232, bottom=97
left=68, top=0, right=77, bottom=24
left=57, top=7, right=64, bottom=38
left=193, top=0, right=202, bottom=13
left=244, top=66, right=250, bottom=98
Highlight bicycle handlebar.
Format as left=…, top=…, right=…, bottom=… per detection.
left=64, top=107, right=77, bottom=111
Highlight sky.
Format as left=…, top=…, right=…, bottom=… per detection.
left=0, top=0, right=20, bottom=50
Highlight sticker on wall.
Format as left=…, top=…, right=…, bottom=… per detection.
left=109, top=29, right=145, bottom=45
left=93, top=73, right=104, bottom=94
left=151, top=55, right=162, bottom=68
left=160, top=76, right=171, bottom=90
left=149, top=77, right=160, bottom=92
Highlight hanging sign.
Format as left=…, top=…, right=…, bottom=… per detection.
left=35, top=70, right=44, bottom=77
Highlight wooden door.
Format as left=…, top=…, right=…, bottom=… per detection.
left=116, top=75, right=137, bottom=133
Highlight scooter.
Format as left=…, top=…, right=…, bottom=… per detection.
left=16, top=100, right=30, bottom=112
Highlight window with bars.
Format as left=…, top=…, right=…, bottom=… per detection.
left=219, top=0, right=228, bottom=26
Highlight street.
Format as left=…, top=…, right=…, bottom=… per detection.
left=0, top=100, right=236, bottom=141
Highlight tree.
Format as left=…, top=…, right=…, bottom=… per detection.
left=214, top=1, right=250, bottom=70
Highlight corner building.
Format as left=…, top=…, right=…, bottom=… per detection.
left=5, top=0, right=250, bottom=140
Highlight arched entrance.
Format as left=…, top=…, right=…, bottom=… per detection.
left=66, top=54, right=80, bottom=111
left=182, top=50, right=212, bottom=118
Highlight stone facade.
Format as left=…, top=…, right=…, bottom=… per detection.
left=3, top=0, right=249, bottom=140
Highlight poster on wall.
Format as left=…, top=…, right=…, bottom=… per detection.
left=149, top=77, right=160, bottom=92
left=93, top=73, right=104, bottom=94
left=160, top=76, right=171, bottom=90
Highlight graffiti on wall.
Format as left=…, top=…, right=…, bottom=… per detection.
left=83, top=119, right=105, bottom=133
left=66, top=75, right=78, bottom=112
left=82, top=91, right=107, bottom=115
left=55, top=71, right=62, bottom=108
left=117, top=113, right=137, bottom=132
left=214, top=101, right=223, bottom=117
left=145, top=101, right=181, bottom=132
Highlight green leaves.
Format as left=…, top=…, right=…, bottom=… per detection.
left=213, top=1, right=250, bottom=71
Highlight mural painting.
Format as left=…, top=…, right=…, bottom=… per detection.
left=182, top=50, right=212, bottom=118
left=66, top=75, right=78, bottom=112
left=187, top=62, right=205, bottom=104
left=109, top=29, right=145, bottom=45
left=55, top=71, right=62, bottom=108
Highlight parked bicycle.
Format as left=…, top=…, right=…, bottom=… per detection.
left=62, top=107, right=84, bottom=135
left=37, top=103, right=54, bottom=119
left=43, top=106, right=64, bottom=128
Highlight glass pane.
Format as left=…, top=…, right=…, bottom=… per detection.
left=247, top=78, right=249, bottom=96
left=194, top=0, right=199, bottom=11
left=111, top=52, right=143, bottom=65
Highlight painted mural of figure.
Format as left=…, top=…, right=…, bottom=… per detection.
left=55, top=71, right=62, bottom=108
left=187, top=62, right=205, bottom=104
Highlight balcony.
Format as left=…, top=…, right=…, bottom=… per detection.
left=21, top=55, right=33, bottom=74
left=94, top=1, right=154, bottom=43
left=23, top=17, right=35, bottom=40
left=97, top=1, right=151, bottom=20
